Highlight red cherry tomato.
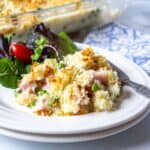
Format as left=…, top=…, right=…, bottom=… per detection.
left=11, top=43, right=33, bottom=63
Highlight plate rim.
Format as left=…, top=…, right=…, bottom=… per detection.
left=0, top=104, right=149, bottom=143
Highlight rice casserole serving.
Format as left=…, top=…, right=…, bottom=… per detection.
left=15, top=48, right=121, bottom=116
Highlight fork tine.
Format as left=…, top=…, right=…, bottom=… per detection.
left=107, top=60, right=120, bottom=71
left=107, top=59, right=129, bottom=82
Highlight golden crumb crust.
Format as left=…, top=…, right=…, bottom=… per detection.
left=0, top=0, right=80, bottom=16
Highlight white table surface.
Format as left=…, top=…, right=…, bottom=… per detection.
left=1, top=0, right=150, bottom=149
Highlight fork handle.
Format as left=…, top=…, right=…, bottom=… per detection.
left=126, top=80, right=150, bottom=98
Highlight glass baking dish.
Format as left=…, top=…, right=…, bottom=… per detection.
left=0, top=0, right=128, bottom=35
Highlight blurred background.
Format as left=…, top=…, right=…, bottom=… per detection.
left=117, top=0, right=150, bottom=33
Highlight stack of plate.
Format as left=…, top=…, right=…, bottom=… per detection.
left=0, top=44, right=149, bottom=143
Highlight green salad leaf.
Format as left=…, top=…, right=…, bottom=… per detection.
left=58, top=32, right=78, bottom=55
left=31, top=36, right=49, bottom=61
left=0, top=58, right=26, bottom=89
left=29, top=24, right=78, bottom=61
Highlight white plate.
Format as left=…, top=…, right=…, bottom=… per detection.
left=0, top=105, right=149, bottom=143
left=0, top=43, right=149, bottom=135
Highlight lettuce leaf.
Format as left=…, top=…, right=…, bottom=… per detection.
left=0, top=58, right=26, bottom=88
left=58, top=32, right=78, bottom=55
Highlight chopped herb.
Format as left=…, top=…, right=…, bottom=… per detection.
left=57, top=62, right=65, bottom=69
left=38, top=90, right=48, bottom=95
left=37, top=7, right=41, bottom=10
left=48, top=96, right=59, bottom=106
left=91, top=82, right=100, bottom=92
left=28, top=101, right=36, bottom=108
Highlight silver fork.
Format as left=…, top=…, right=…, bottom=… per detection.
left=108, top=61, right=150, bottom=99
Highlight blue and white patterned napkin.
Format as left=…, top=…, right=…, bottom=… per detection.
left=84, top=23, right=150, bottom=75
